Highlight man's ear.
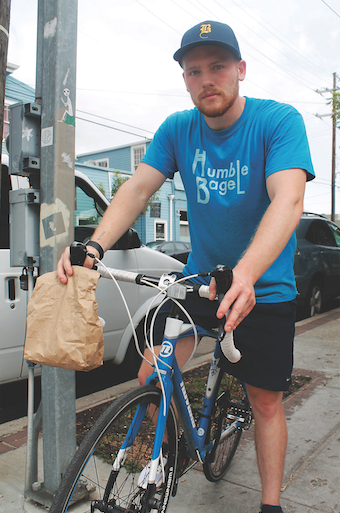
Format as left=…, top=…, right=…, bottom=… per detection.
left=238, top=60, right=246, bottom=82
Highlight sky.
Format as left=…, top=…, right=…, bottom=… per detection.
left=6, top=0, right=340, bottom=216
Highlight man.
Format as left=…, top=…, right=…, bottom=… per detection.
left=58, top=20, right=314, bottom=512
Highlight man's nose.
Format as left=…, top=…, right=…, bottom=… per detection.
left=201, top=71, right=214, bottom=88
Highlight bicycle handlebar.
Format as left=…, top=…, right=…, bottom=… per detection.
left=69, top=241, right=241, bottom=363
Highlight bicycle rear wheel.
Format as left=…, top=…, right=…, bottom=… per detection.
left=203, top=391, right=249, bottom=482
left=50, top=385, right=178, bottom=513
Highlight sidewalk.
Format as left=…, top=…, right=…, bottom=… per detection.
left=0, top=308, right=339, bottom=513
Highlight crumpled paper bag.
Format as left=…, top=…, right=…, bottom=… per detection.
left=24, top=266, right=104, bottom=371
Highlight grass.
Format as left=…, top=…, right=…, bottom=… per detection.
left=76, top=363, right=312, bottom=446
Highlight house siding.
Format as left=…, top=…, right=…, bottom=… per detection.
left=77, top=141, right=151, bottom=172
left=76, top=141, right=188, bottom=246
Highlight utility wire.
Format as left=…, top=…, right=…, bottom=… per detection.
left=320, top=0, right=340, bottom=18
left=192, top=0, right=321, bottom=91
left=132, top=0, right=327, bottom=105
left=76, top=109, right=155, bottom=134
left=214, top=0, right=331, bottom=83
left=171, top=0, right=320, bottom=93
left=225, top=0, right=332, bottom=78
left=77, top=88, right=188, bottom=98
left=76, top=116, right=153, bottom=139
left=134, top=0, right=182, bottom=34
left=169, top=0, right=201, bottom=22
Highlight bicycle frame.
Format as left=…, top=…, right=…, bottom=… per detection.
left=113, top=314, right=244, bottom=487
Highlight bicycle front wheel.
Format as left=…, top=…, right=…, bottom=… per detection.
left=203, top=393, right=248, bottom=482
left=50, top=385, right=178, bottom=513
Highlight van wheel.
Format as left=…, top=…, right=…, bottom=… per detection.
left=306, top=281, right=322, bottom=317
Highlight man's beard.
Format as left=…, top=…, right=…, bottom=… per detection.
left=192, top=82, right=239, bottom=119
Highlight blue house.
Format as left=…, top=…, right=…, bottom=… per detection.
left=76, top=143, right=189, bottom=245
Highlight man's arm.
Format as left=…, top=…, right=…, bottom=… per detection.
left=57, top=163, right=166, bottom=283
left=211, top=168, right=307, bottom=331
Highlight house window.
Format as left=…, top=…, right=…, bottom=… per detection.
left=150, top=202, right=161, bottom=218
left=179, top=210, right=188, bottom=224
left=179, top=209, right=189, bottom=240
left=155, top=221, right=167, bottom=240
left=94, top=158, right=109, bottom=168
left=84, top=158, right=109, bottom=167
left=131, top=145, right=146, bottom=172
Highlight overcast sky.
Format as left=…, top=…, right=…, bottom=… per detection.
left=7, top=0, right=340, bottom=215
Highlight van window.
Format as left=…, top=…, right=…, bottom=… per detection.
left=74, top=184, right=104, bottom=243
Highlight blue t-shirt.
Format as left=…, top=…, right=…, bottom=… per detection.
left=142, top=97, right=315, bottom=302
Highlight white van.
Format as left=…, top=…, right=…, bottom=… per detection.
left=0, top=166, right=183, bottom=384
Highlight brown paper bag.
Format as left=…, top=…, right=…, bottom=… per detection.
left=24, top=266, right=104, bottom=371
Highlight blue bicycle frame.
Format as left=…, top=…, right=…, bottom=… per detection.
left=114, top=308, right=247, bottom=488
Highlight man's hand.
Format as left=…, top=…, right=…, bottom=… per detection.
left=209, top=268, right=256, bottom=332
left=57, top=245, right=99, bottom=284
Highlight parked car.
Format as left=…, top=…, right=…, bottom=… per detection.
left=294, top=213, right=340, bottom=317
left=146, top=240, right=191, bottom=264
left=0, top=166, right=183, bottom=384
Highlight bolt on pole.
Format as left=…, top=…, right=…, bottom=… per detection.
left=34, top=0, right=78, bottom=502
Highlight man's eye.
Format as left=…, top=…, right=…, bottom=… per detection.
left=189, top=70, right=200, bottom=76
left=214, top=65, right=223, bottom=70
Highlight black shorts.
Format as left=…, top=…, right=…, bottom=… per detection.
left=151, top=279, right=296, bottom=392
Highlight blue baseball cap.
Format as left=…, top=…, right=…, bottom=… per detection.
left=173, top=20, right=241, bottom=66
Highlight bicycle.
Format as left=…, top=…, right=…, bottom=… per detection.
left=50, top=242, right=253, bottom=513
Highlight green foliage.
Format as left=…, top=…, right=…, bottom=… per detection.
left=97, top=182, right=106, bottom=196
left=110, top=171, right=159, bottom=216
left=327, top=91, right=340, bottom=129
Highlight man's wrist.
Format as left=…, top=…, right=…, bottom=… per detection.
left=86, top=240, right=104, bottom=260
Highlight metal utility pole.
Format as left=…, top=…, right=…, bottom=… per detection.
left=25, top=0, right=78, bottom=505
left=0, top=0, right=10, bottom=169
left=316, top=72, right=339, bottom=221
left=331, top=72, right=337, bottom=222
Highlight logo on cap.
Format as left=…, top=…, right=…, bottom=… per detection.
left=200, top=23, right=211, bottom=39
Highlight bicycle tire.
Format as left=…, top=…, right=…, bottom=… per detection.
left=203, top=392, right=248, bottom=482
left=50, top=385, right=178, bottom=513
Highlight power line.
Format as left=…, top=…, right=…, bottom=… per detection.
left=213, top=0, right=330, bottom=85
left=228, top=0, right=332, bottom=78
left=76, top=109, right=154, bottom=134
left=132, top=0, right=329, bottom=108
left=77, top=88, right=188, bottom=98
left=320, top=0, right=340, bottom=18
left=169, top=0, right=201, bottom=22
left=134, top=0, right=182, bottom=34
left=178, top=0, right=320, bottom=92
left=76, top=116, right=153, bottom=139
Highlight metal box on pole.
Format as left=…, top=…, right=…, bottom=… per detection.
left=9, top=188, right=40, bottom=267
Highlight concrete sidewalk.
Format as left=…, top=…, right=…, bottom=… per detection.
left=0, top=308, right=339, bottom=513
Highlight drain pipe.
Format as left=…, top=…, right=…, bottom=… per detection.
left=168, top=194, right=175, bottom=240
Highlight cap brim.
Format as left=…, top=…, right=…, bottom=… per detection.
left=174, top=40, right=241, bottom=65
